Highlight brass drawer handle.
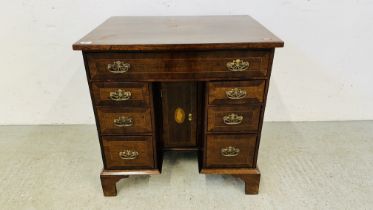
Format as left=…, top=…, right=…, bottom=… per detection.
left=221, top=146, right=240, bottom=157
left=109, top=89, right=132, bottom=101
left=226, top=59, right=250, bottom=71
left=113, top=116, right=133, bottom=127
left=223, top=113, right=243, bottom=125
left=225, top=88, right=247, bottom=99
left=119, top=150, right=139, bottom=160
left=107, top=61, right=130, bottom=73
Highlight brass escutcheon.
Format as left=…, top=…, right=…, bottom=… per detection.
left=188, top=113, right=193, bottom=122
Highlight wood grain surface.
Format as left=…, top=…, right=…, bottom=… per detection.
left=73, top=16, right=283, bottom=51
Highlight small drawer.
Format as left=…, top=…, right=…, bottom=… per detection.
left=92, top=82, right=150, bottom=106
left=97, top=107, right=152, bottom=135
left=208, top=80, right=265, bottom=105
left=207, top=105, right=261, bottom=133
left=102, top=136, right=154, bottom=169
left=205, top=134, right=257, bottom=168
left=86, top=50, right=270, bottom=81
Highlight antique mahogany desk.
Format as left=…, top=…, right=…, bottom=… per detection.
left=73, top=16, right=283, bottom=196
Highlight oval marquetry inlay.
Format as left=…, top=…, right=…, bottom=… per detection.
left=174, top=107, right=186, bottom=124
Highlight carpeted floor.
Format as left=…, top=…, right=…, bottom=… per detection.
left=0, top=122, right=372, bottom=210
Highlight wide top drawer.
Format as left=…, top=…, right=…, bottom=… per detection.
left=85, top=50, right=271, bottom=81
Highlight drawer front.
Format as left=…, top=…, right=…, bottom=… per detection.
left=92, top=82, right=150, bottom=106
left=205, top=134, right=257, bottom=168
left=102, top=136, right=154, bottom=169
left=86, top=50, right=270, bottom=81
left=97, top=107, right=152, bottom=135
left=207, top=105, right=261, bottom=133
left=208, top=80, right=265, bottom=105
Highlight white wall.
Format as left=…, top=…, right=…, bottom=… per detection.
left=0, top=0, right=372, bottom=124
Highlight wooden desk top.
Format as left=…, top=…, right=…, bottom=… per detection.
left=73, top=16, right=283, bottom=51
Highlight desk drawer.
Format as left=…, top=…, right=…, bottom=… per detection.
left=208, top=80, right=265, bottom=105
left=86, top=50, right=270, bottom=81
left=92, top=82, right=150, bottom=106
left=97, top=107, right=152, bottom=135
left=207, top=105, right=261, bottom=133
left=205, top=134, right=256, bottom=168
left=102, top=136, right=154, bottom=169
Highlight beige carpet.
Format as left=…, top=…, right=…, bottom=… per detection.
left=0, top=122, right=372, bottom=210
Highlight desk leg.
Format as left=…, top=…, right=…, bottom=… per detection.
left=232, top=172, right=261, bottom=194
left=99, top=169, right=161, bottom=196
left=200, top=168, right=261, bottom=194
left=100, top=173, right=128, bottom=196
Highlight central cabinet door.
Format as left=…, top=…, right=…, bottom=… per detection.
left=161, top=82, right=200, bottom=148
